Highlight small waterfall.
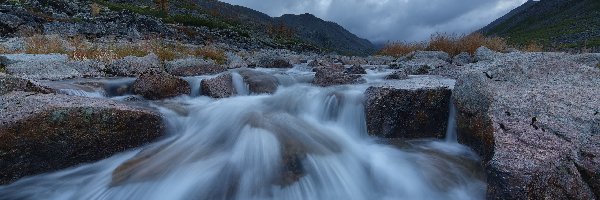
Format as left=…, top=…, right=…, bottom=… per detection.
left=445, top=100, right=458, bottom=143
left=232, top=72, right=250, bottom=95
left=182, top=76, right=203, bottom=97
left=0, top=83, right=484, bottom=200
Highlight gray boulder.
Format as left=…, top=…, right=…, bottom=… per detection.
left=165, top=58, right=226, bottom=76
left=106, top=54, right=161, bottom=77
left=453, top=57, right=600, bottom=199
left=5, top=60, right=81, bottom=80
left=345, top=65, right=367, bottom=74
left=452, top=52, right=473, bottom=66
left=132, top=71, right=191, bottom=100
left=474, top=46, right=497, bottom=62
left=0, top=92, right=165, bottom=184
left=201, top=73, right=235, bottom=98
left=385, top=70, right=409, bottom=80
left=0, top=54, right=68, bottom=65
left=365, top=77, right=454, bottom=139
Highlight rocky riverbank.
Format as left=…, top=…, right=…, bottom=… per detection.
left=1, top=44, right=599, bottom=199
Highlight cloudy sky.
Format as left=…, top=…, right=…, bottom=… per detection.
left=220, top=0, right=528, bottom=43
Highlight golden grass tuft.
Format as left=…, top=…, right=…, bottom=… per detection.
left=24, top=35, right=68, bottom=54
left=378, top=42, right=426, bottom=57
left=192, top=46, right=227, bottom=64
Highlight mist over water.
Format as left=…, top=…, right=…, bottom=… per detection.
left=0, top=67, right=485, bottom=200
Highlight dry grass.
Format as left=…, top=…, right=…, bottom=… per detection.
left=24, top=35, right=68, bottom=54
left=66, top=36, right=227, bottom=63
left=380, top=33, right=507, bottom=57
left=523, top=42, right=544, bottom=52
left=0, top=45, right=8, bottom=54
left=427, top=33, right=507, bottom=56
left=378, top=42, right=426, bottom=57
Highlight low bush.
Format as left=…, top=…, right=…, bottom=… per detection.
left=380, top=33, right=507, bottom=57
left=522, top=42, right=544, bottom=52
left=24, top=35, right=68, bottom=54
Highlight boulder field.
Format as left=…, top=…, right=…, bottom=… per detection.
left=0, top=47, right=599, bottom=200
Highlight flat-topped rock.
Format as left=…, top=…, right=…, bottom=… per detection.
left=365, top=76, right=455, bottom=139
left=0, top=92, right=165, bottom=185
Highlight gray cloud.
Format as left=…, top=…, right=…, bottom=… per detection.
left=220, top=0, right=527, bottom=43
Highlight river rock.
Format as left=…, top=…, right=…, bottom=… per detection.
left=0, top=54, right=68, bottom=65
left=312, top=65, right=365, bottom=87
left=0, top=91, right=165, bottom=185
left=0, top=73, right=53, bottom=95
left=201, top=73, right=235, bottom=98
left=258, top=56, right=292, bottom=68
left=345, top=65, right=367, bottom=74
left=165, top=58, right=226, bottom=76
left=132, top=71, right=191, bottom=100
left=385, top=70, right=409, bottom=80
left=106, top=53, right=161, bottom=77
left=236, top=69, right=279, bottom=94
left=365, top=77, right=454, bottom=139
left=453, top=55, right=600, bottom=199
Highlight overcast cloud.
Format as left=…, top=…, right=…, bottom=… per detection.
left=220, top=0, right=527, bottom=43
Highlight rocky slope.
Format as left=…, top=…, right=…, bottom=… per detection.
left=0, top=0, right=375, bottom=55
left=479, top=0, right=600, bottom=52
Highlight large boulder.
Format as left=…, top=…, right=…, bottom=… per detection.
left=474, top=46, right=497, bottom=62
left=236, top=69, right=279, bottom=94
left=312, top=65, right=365, bottom=87
left=106, top=54, right=161, bottom=77
left=410, top=51, right=451, bottom=62
left=345, top=65, right=367, bottom=74
left=132, top=71, right=191, bottom=100
left=452, top=52, right=473, bottom=66
left=453, top=55, right=600, bottom=199
left=201, top=73, right=235, bottom=98
left=365, top=77, right=454, bottom=139
left=165, top=58, right=226, bottom=76
left=0, top=92, right=165, bottom=184
left=1, top=54, right=83, bottom=80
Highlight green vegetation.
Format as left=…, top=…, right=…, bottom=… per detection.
left=484, top=0, right=600, bottom=50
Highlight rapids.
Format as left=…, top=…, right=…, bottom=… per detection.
left=0, top=65, right=485, bottom=200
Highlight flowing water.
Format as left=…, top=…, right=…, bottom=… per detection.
left=0, top=65, right=485, bottom=200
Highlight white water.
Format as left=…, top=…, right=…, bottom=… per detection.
left=57, top=88, right=105, bottom=98
left=445, top=100, right=458, bottom=143
left=231, top=72, right=250, bottom=95
left=0, top=68, right=485, bottom=200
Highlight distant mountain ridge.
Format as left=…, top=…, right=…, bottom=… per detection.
left=479, top=0, right=600, bottom=51
left=0, top=0, right=376, bottom=55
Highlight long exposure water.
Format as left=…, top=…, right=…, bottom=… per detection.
left=0, top=65, right=485, bottom=200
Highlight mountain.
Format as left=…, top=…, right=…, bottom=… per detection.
left=479, top=0, right=600, bottom=51
left=0, top=0, right=375, bottom=55
left=276, top=13, right=376, bottom=55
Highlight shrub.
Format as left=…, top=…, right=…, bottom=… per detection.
left=91, top=2, right=101, bottom=17
left=427, top=33, right=460, bottom=56
left=378, top=42, right=426, bottom=57
left=24, top=35, right=68, bottom=54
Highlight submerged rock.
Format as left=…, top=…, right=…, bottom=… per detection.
left=201, top=73, right=235, bottom=98
left=365, top=80, right=453, bottom=139
left=0, top=92, right=165, bottom=185
left=236, top=69, right=279, bottom=94
left=132, top=71, right=191, bottom=100
left=453, top=56, right=600, bottom=199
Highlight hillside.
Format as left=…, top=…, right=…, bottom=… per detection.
left=0, top=0, right=375, bottom=55
left=479, top=0, right=600, bottom=51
